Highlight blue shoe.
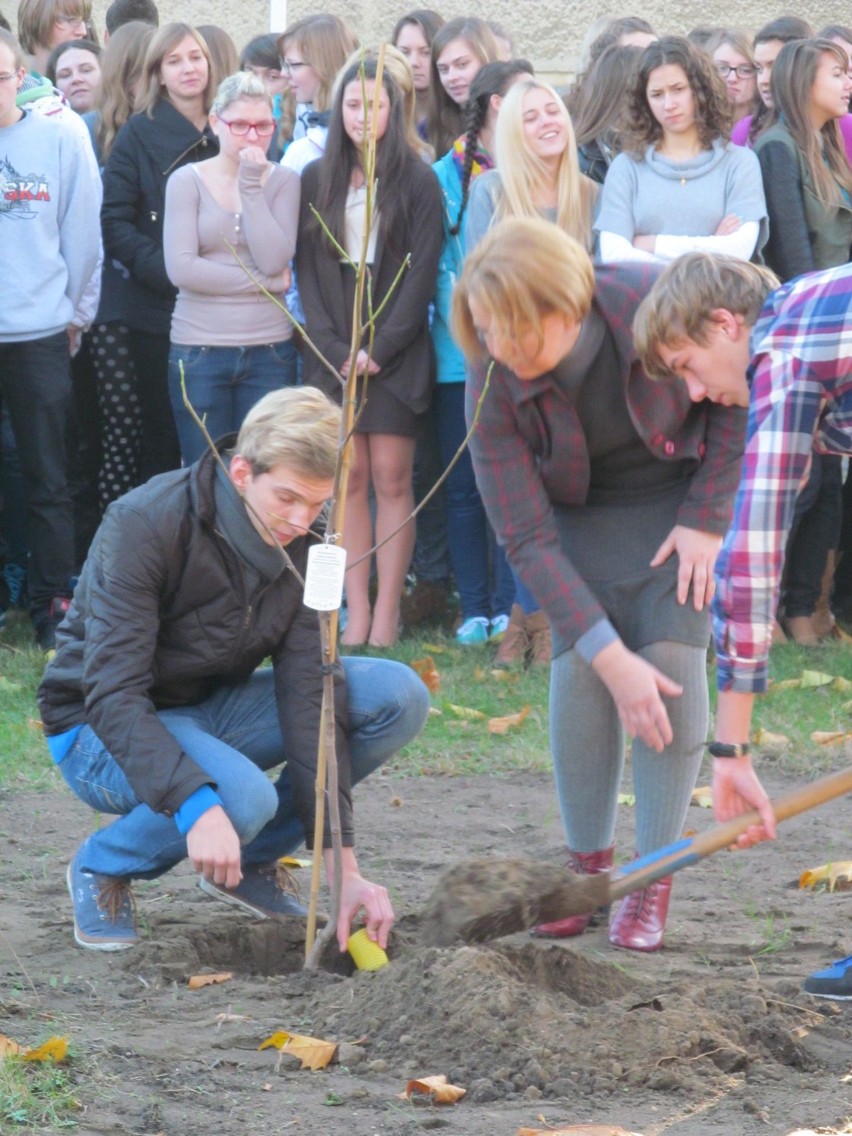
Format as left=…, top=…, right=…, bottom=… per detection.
left=802, top=955, right=852, bottom=1000
left=199, top=861, right=309, bottom=920
left=489, top=613, right=510, bottom=640
left=455, top=616, right=489, bottom=645
left=66, top=847, right=139, bottom=951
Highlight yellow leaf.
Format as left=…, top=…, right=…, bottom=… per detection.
left=770, top=678, right=801, bottom=691
left=411, top=656, right=441, bottom=694
left=841, top=699, right=852, bottom=715
left=473, top=666, right=488, bottom=681
left=23, top=1037, right=68, bottom=1063
left=421, top=642, right=448, bottom=654
left=188, top=971, right=233, bottom=989
left=279, top=856, right=311, bottom=868
left=446, top=702, right=487, bottom=721
left=799, top=860, right=852, bottom=891
left=400, top=1074, right=466, bottom=1103
left=752, top=727, right=790, bottom=753
left=800, top=669, right=835, bottom=688
left=488, top=705, right=530, bottom=734
left=810, top=730, right=846, bottom=746
left=0, top=1033, right=23, bottom=1058
left=831, top=675, right=852, bottom=692
left=691, top=786, right=712, bottom=808
left=258, top=1030, right=337, bottom=1070
left=428, top=706, right=442, bottom=716
left=617, top=793, right=636, bottom=807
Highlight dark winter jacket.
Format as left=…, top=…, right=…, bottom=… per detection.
left=37, top=446, right=353, bottom=849
left=101, top=100, right=217, bottom=335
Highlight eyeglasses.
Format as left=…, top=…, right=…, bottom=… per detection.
left=716, top=63, right=757, bottom=79
left=0, top=70, right=21, bottom=82
left=218, top=118, right=277, bottom=137
left=282, top=59, right=310, bottom=73
left=54, top=13, right=87, bottom=26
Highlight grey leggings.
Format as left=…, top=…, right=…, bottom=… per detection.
left=548, top=639, right=708, bottom=857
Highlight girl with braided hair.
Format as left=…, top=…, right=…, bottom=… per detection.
left=430, top=59, right=531, bottom=644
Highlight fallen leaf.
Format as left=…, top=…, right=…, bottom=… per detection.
left=428, top=706, right=442, bottom=716
left=691, top=786, right=712, bottom=808
left=421, top=642, right=448, bottom=654
left=26, top=717, right=44, bottom=732
left=800, top=669, right=835, bottom=688
left=617, top=793, right=636, bottom=807
left=488, top=705, right=530, bottom=734
left=446, top=702, right=487, bottom=721
left=0, top=1033, right=23, bottom=1058
left=279, top=856, right=311, bottom=868
left=259, top=1030, right=338, bottom=1070
left=23, top=1037, right=68, bottom=1063
left=411, top=656, right=440, bottom=694
left=188, top=972, right=233, bottom=989
left=798, top=860, right=852, bottom=891
left=831, top=675, right=852, bottom=692
left=810, top=730, right=847, bottom=746
left=752, top=727, right=790, bottom=753
left=400, top=1074, right=466, bottom=1103
left=770, top=678, right=801, bottom=691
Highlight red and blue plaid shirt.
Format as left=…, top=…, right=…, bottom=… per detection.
left=713, top=264, right=852, bottom=693
left=466, top=262, right=748, bottom=654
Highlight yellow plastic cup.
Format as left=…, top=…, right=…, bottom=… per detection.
left=347, top=928, right=389, bottom=971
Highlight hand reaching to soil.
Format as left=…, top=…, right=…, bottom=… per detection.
left=325, top=846, right=395, bottom=951
left=187, top=805, right=242, bottom=888
left=713, top=756, right=777, bottom=848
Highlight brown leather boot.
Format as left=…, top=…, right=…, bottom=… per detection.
left=525, top=609, right=552, bottom=666
left=608, top=875, right=673, bottom=952
left=495, top=604, right=528, bottom=665
left=531, top=846, right=614, bottom=938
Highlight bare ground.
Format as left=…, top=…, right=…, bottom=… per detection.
left=1, top=761, right=850, bottom=1136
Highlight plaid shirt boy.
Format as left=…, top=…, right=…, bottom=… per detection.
left=713, top=264, right=852, bottom=693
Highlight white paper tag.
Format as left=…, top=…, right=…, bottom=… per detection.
left=303, top=543, right=347, bottom=611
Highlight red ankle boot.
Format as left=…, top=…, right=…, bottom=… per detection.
left=531, top=846, right=614, bottom=938
left=608, top=875, right=672, bottom=952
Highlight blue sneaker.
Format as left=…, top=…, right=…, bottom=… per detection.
left=67, top=847, right=139, bottom=951
left=199, top=861, right=309, bottom=920
left=455, top=616, right=489, bottom=645
left=489, top=613, right=510, bottom=640
left=802, top=955, right=852, bottom=1000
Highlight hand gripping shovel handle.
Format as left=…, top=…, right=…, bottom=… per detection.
left=608, top=765, right=852, bottom=904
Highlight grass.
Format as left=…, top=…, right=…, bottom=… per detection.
left=0, top=1053, right=81, bottom=1131
left=1, top=608, right=850, bottom=797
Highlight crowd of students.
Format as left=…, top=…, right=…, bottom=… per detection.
left=1, top=0, right=850, bottom=656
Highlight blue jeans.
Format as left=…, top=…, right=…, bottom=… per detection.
left=433, top=382, right=513, bottom=619
left=59, top=657, right=429, bottom=879
left=168, top=340, right=298, bottom=464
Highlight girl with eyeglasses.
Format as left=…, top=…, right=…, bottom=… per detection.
left=709, top=28, right=758, bottom=126
left=163, top=71, right=301, bottom=464
left=596, top=36, right=767, bottom=266
left=16, top=0, right=91, bottom=77
left=101, top=22, right=218, bottom=477
left=296, top=57, right=443, bottom=647
left=730, top=16, right=813, bottom=147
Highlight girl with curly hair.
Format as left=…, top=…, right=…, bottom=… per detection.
left=596, top=35, right=767, bottom=264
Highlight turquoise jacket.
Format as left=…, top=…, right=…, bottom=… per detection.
left=431, top=149, right=469, bottom=385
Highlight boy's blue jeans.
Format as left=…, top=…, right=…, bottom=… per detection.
left=59, top=658, right=429, bottom=879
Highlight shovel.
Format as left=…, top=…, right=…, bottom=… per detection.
left=420, top=765, right=852, bottom=946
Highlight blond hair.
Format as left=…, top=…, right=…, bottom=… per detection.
left=235, top=387, right=341, bottom=479
left=278, top=13, right=358, bottom=113
left=0, top=27, right=24, bottom=67
left=452, top=217, right=595, bottom=363
left=210, top=68, right=271, bottom=116
left=633, top=252, right=778, bottom=379
left=136, top=22, right=215, bottom=117
left=94, top=19, right=155, bottom=161
left=493, top=79, right=598, bottom=251
left=16, top=0, right=91, bottom=53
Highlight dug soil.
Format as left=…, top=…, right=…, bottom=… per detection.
left=1, top=761, right=850, bottom=1135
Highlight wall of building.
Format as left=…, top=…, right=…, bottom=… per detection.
left=87, top=0, right=844, bottom=79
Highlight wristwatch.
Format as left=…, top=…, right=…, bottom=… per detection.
left=706, top=742, right=750, bottom=758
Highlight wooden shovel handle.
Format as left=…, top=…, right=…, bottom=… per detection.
left=609, top=765, right=852, bottom=902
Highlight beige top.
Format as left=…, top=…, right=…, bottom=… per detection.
left=342, top=183, right=379, bottom=265
left=164, top=160, right=300, bottom=346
